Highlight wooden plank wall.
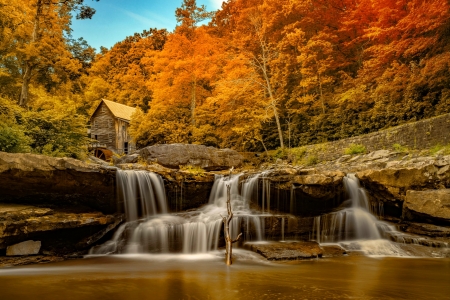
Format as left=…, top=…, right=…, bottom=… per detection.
left=90, top=102, right=116, bottom=150
left=90, top=102, right=136, bottom=153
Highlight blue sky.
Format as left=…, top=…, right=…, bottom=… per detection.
left=71, top=0, right=224, bottom=51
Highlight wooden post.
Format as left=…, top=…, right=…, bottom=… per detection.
left=222, top=170, right=242, bottom=266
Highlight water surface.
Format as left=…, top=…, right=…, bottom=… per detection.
left=0, top=250, right=449, bottom=300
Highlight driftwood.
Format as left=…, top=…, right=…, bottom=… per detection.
left=221, top=170, right=242, bottom=266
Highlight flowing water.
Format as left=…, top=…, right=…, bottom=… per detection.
left=2, top=170, right=450, bottom=299
left=311, top=174, right=449, bottom=256
left=91, top=170, right=268, bottom=255
left=95, top=171, right=447, bottom=257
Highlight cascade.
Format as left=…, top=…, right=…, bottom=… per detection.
left=91, top=171, right=268, bottom=255
left=312, top=174, right=397, bottom=243
left=116, top=170, right=167, bottom=220
left=310, top=174, right=428, bottom=256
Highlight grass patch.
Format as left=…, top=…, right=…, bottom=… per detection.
left=179, top=164, right=205, bottom=176
left=392, top=143, right=409, bottom=153
left=304, top=155, right=319, bottom=166
left=344, top=143, right=366, bottom=155
left=428, top=143, right=450, bottom=156
left=269, top=146, right=309, bottom=164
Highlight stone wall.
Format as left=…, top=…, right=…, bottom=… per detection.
left=305, top=113, right=450, bottom=162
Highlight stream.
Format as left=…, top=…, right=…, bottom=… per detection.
left=2, top=169, right=449, bottom=299
left=0, top=253, right=449, bottom=299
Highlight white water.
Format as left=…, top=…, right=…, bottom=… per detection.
left=312, top=174, right=423, bottom=256
left=94, top=171, right=439, bottom=257
left=116, top=170, right=167, bottom=220
left=91, top=171, right=268, bottom=255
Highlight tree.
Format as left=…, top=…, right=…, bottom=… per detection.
left=15, top=0, right=98, bottom=106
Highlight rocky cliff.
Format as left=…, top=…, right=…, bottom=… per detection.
left=0, top=152, right=117, bottom=213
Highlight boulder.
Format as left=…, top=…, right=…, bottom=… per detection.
left=6, top=240, right=41, bottom=256
left=112, top=153, right=140, bottom=165
left=357, top=164, right=440, bottom=191
left=0, top=152, right=117, bottom=213
left=138, top=144, right=243, bottom=170
left=356, top=163, right=447, bottom=218
left=244, top=241, right=323, bottom=260
left=0, top=203, right=123, bottom=252
left=403, top=189, right=450, bottom=225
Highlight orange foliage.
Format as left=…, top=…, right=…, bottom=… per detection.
left=85, top=0, right=450, bottom=150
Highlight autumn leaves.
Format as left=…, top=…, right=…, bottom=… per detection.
left=1, top=0, right=449, bottom=154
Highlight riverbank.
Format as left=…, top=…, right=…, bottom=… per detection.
left=0, top=147, right=449, bottom=266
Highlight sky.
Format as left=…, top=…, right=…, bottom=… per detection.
left=71, top=0, right=224, bottom=51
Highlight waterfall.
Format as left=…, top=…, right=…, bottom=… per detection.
left=92, top=170, right=270, bottom=255
left=312, top=174, right=396, bottom=243
left=241, top=173, right=261, bottom=209
left=116, top=170, right=168, bottom=221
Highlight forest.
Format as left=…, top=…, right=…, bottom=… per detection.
left=1, top=0, right=449, bottom=157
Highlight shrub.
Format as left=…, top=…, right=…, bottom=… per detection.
left=344, top=143, right=366, bottom=155
left=429, top=143, right=450, bottom=155
left=392, top=143, right=408, bottom=153
left=305, top=155, right=319, bottom=166
left=179, top=164, right=205, bottom=176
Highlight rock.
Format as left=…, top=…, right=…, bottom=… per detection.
left=0, top=203, right=123, bottom=252
left=6, top=240, right=41, bottom=256
left=399, top=222, right=450, bottom=238
left=321, top=244, right=347, bottom=257
left=293, top=174, right=333, bottom=185
left=365, top=150, right=392, bottom=160
left=357, top=164, right=439, bottom=189
left=244, top=241, right=323, bottom=260
left=0, top=152, right=117, bottom=214
left=112, top=153, right=140, bottom=165
left=336, top=155, right=351, bottom=163
left=87, top=155, right=110, bottom=166
left=403, top=189, right=450, bottom=225
left=0, top=255, right=64, bottom=267
left=138, top=144, right=243, bottom=171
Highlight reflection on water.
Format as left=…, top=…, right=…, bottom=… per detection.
left=0, top=251, right=449, bottom=300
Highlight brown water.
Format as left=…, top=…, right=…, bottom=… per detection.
left=0, top=250, right=449, bottom=300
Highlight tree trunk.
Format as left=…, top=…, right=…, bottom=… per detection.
left=250, top=14, right=285, bottom=149
left=222, top=174, right=242, bottom=266
left=191, top=77, right=196, bottom=126
left=317, top=71, right=325, bottom=114
left=19, top=64, right=33, bottom=106
left=19, top=0, right=42, bottom=107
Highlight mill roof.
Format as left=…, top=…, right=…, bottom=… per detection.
left=90, top=99, right=136, bottom=122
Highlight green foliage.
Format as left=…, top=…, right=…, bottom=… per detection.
left=305, top=155, right=319, bottom=166
left=0, top=98, right=32, bottom=153
left=344, top=144, right=366, bottom=155
left=429, top=143, right=450, bottom=156
left=25, top=108, right=89, bottom=159
left=0, top=95, right=89, bottom=159
left=392, top=143, right=409, bottom=153
left=0, top=120, right=32, bottom=153
left=179, top=164, right=205, bottom=176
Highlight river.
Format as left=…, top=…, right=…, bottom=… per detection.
left=0, top=251, right=449, bottom=299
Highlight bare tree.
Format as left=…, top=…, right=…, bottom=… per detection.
left=221, top=170, right=242, bottom=265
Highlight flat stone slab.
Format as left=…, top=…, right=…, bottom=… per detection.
left=245, top=241, right=323, bottom=260
left=6, top=240, right=41, bottom=256
left=0, top=204, right=122, bottom=249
